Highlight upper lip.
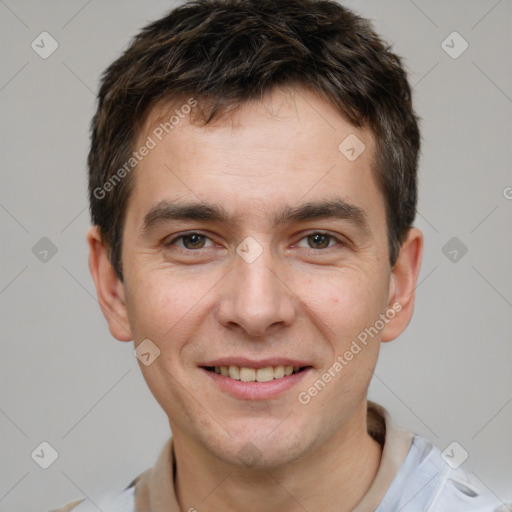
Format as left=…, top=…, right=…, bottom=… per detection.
left=199, top=357, right=312, bottom=369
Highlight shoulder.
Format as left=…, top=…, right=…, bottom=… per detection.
left=49, top=480, right=136, bottom=512
left=381, top=434, right=511, bottom=512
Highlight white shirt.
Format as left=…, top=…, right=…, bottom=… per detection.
left=54, top=402, right=511, bottom=512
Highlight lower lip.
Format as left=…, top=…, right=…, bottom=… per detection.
left=201, top=367, right=312, bottom=400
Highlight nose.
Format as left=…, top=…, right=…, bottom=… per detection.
left=215, top=245, right=296, bottom=337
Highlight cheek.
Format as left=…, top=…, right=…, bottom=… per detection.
left=124, top=271, right=197, bottom=342
left=299, top=273, right=384, bottom=399
left=297, top=268, right=386, bottom=334
left=124, top=265, right=228, bottom=359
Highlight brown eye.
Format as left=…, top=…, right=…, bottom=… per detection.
left=181, top=233, right=207, bottom=249
left=165, top=232, right=213, bottom=250
left=306, top=233, right=332, bottom=249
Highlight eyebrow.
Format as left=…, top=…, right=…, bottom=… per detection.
left=141, top=198, right=370, bottom=235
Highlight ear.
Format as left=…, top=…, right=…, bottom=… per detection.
left=381, top=227, right=423, bottom=342
left=87, top=226, right=133, bottom=342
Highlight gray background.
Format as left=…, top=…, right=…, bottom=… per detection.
left=1, top=0, right=511, bottom=510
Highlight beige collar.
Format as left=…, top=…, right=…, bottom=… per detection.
left=134, top=401, right=413, bottom=511
left=353, top=402, right=413, bottom=512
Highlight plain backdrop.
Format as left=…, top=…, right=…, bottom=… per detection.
left=1, top=1, right=511, bottom=510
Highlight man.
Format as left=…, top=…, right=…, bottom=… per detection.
left=53, top=0, right=509, bottom=510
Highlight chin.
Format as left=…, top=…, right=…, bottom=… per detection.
left=204, top=421, right=312, bottom=470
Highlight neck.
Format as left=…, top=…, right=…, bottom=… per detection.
left=172, top=400, right=382, bottom=512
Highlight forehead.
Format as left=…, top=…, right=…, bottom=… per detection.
left=140, top=86, right=373, bottom=151
left=128, top=86, right=384, bottom=231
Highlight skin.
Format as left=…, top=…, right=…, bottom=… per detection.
left=88, top=86, right=423, bottom=512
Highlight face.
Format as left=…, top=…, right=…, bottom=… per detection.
left=90, top=86, right=421, bottom=469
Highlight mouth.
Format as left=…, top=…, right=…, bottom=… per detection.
left=202, top=365, right=310, bottom=382
left=200, top=360, right=313, bottom=400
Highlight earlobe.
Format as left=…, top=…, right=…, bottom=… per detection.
left=381, top=228, right=423, bottom=343
left=87, top=226, right=133, bottom=342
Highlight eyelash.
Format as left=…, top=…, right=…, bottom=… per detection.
left=164, top=231, right=345, bottom=252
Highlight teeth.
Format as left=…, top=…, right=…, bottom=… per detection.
left=240, top=367, right=255, bottom=382
left=256, top=367, right=274, bottom=382
left=273, top=365, right=284, bottom=379
left=228, top=365, right=240, bottom=380
left=214, top=364, right=303, bottom=381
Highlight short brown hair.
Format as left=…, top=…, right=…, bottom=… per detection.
left=88, top=0, right=420, bottom=280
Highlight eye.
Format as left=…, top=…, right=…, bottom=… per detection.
left=296, top=232, right=341, bottom=250
left=164, top=231, right=344, bottom=253
left=166, top=232, right=214, bottom=250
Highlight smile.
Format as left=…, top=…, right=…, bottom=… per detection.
left=204, top=365, right=307, bottom=382
left=201, top=362, right=312, bottom=400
